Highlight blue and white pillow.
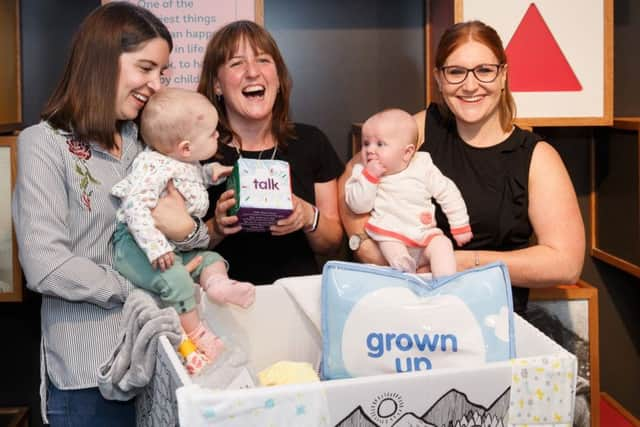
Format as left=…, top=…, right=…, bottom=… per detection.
left=321, top=261, right=515, bottom=380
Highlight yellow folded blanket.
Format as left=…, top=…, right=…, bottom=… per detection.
left=258, top=361, right=320, bottom=386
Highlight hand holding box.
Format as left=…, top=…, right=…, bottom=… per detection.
left=226, top=158, right=294, bottom=232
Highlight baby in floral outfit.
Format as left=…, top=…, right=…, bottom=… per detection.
left=111, top=88, right=255, bottom=362
left=345, top=109, right=472, bottom=277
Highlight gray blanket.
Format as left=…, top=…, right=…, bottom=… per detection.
left=98, top=289, right=183, bottom=401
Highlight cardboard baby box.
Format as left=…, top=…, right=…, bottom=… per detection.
left=140, top=273, right=578, bottom=427
left=226, top=158, right=293, bottom=232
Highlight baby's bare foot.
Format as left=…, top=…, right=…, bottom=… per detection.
left=204, top=275, right=255, bottom=308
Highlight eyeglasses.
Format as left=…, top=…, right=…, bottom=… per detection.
left=439, top=63, right=503, bottom=84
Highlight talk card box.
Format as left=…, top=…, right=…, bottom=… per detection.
left=226, top=158, right=293, bottom=232
left=143, top=275, right=578, bottom=427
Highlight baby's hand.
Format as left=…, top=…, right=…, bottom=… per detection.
left=202, top=162, right=233, bottom=186
left=152, top=251, right=175, bottom=271
left=365, top=159, right=386, bottom=178
left=453, top=231, right=473, bottom=247
left=211, top=163, right=233, bottom=181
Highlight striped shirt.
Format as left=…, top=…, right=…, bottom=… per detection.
left=11, top=121, right=208, bottom=418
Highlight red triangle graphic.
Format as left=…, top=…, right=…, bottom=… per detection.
left=505, top=3, right=582, bottom=92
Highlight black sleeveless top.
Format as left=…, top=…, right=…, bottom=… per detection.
left=422, top=104, right=543, bottom=314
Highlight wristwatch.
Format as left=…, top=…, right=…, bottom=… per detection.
left=348, top=232, right=369, bottom=251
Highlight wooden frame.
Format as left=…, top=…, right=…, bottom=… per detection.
left=529, top=281, right=600, bottom=427
left=0, top=136, right=22, bottom=302
left=425, top=0, right=613, bottom=127
left=0, top=406, right=28, bottom=427
left=254, top=0, right=264, bottom=24
left=0, top=0, right=22, bottom=132
left=590, top=118, right=640, bottom=278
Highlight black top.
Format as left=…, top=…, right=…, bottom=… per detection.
left=422, top=104, right=542, bottom=314
left=205, top=123, right=344, bottom=285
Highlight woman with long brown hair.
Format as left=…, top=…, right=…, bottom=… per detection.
left=12, top=3, right=202, bottom=425
left=198, top=21, right=345, bottom=284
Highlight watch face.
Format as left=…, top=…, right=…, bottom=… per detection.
left=348, top=234, right=361, bottom=251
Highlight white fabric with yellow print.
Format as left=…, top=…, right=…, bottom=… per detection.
left=509, top=354, right=577, bottom=426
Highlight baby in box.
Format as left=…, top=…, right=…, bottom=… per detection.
left=111, top=88, right=254, bottom=362
left=345, top=109, right=472, bottom=277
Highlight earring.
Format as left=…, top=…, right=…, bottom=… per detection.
left=216, top=93, right=223, bottom=103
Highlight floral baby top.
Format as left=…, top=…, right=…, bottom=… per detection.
left=112, top=148, right=217, bottom=262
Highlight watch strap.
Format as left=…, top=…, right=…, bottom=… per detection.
left=304, top=205, right=320, bottom=233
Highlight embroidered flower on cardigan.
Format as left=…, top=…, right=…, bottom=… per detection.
left=66, top=138, right=100, bottom=211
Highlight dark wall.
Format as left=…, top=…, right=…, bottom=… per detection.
left=21, top=1, right=99, bottom=125
left=266, top=0, right=425, bottom=160
left=3, top=1, right=638, bottom=426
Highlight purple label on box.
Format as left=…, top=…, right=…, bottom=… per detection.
left=238, top=207, right=293, bottom=232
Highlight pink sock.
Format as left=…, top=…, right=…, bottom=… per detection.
left=186, top=322, right=225, bottom=362
left=203, top=275, right=255, bottom=308
left=183, top=347, right=211, bottom=375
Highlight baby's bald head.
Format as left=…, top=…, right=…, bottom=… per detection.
left=141, top=87, right=218, bottom=154
left=362, top=108, right=418, bottom=148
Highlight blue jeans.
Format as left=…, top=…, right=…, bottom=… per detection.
left=47, top=381, right=135, bottom=427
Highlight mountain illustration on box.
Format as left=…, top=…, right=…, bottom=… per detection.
left=334, top=387, right=510, bottom=427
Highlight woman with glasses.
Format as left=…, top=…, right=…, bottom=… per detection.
left=339, top=20, right=584, bottom=316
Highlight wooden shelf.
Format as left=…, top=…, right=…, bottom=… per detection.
left=0, top=406, right=28, bottom=427
left=0, top=0, right=22, bottom=133
left=613, top=117, right=640, bottom=130
left=590, top=117, right=640, bottom=279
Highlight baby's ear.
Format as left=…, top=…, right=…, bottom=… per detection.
left=176, top=140, right=192, bottom=160
left=403, top=143, right=416, bottom=162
